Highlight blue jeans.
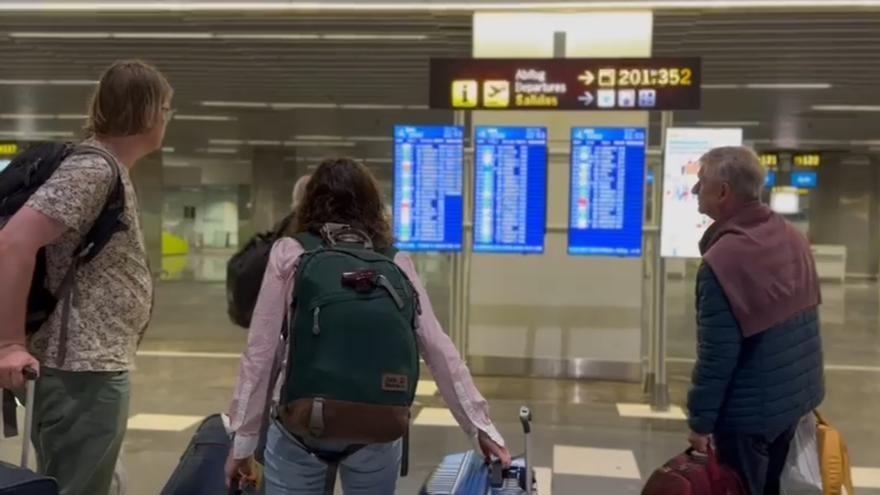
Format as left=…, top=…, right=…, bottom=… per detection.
left=263, top=420, right=402, bottom=495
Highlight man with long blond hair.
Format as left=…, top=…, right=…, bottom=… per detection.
left=0, top=60, right=173, bottom=495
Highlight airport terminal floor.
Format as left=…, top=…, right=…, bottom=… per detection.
left=1, top=271, right=877, bottom=495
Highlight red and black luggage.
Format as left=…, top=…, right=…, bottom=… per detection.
left=642, top=447, right=746, bottom=495
left=0, top=369, right=59, bottom=495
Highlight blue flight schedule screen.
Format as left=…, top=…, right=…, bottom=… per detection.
left=791, top=170, right=818, bottom=189
left=473, top=126, right=548, bottom=254
left=569, top=127, right=646, bottom=257
left=393, top=126, right=464, bottom=252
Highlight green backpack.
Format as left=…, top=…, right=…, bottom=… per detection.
left=279, top=224, right=421, bottom=445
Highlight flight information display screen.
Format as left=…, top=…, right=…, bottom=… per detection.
left=791, top=170, right=818, bottom=189
left=473, top=126, right=548, bottom=254
left=392, top=125, right=464, bottom=252
left=568, top=127, right=646, bottom=257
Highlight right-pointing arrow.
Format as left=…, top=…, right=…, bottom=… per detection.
left=578, top=91, right=594, bottom=106
left=578, top=70, right=595, bottom=86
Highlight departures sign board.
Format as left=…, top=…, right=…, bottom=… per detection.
left=430, top=58, right=701, bottom=111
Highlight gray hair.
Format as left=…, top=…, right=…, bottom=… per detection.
left=291, top=174, right=310, bottom=210
left=699, top=146, right=766, bottom=201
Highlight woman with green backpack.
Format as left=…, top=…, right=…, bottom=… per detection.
left=225, top=157, right=510, bottom=494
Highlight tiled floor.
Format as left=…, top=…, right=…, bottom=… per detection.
left=0, top=278, right=878, bottom=494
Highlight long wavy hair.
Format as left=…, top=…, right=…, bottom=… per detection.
left=294, top=157, right=393, bottom=250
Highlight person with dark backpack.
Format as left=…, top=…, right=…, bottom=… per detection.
left=0, top=60, right=172, bottom=495
left=227, top=175, right=310, bottom=329
left=225, top=158, right=510, bottom=494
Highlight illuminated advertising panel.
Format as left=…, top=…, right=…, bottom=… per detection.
left=660, top=128, right=744, bottom=258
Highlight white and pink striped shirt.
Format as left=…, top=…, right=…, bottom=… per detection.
left=228, top=238, right=505, bottom=459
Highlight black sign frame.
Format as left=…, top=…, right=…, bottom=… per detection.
left=430, top=57, right=701, bottom=111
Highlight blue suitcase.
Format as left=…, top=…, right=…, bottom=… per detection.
left=421, top=406, right=536, bottom=495
left=160, top=414, right=256, bottom=495
left=0, top=370, right=59, bottom=495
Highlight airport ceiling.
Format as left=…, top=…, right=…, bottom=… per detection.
left=1, top=7, right=879, bottom=169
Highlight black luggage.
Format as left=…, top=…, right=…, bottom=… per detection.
left=421, top=406, right=537, bottom=495
left=160, top=414, right=255, bottom=495
left=0, top=369, right=59, bottom=495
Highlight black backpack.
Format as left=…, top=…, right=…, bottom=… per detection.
left=226, top=213, right=295, bottom=328
left=0, top=142, right=127, bottom=343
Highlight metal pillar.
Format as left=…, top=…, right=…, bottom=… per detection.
left=649, top=111, right=674, bottom=411
left=450, top=110, right=471, bottom=355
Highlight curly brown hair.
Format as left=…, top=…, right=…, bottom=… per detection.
left=294, top=157, right=393, bottom=249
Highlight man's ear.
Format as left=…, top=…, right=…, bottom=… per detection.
left=719, top=182, right=731, bottom=201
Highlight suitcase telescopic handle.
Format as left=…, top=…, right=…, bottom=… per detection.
left=519, top=406, right=532, bottom=434
left=519, top=406, right=533, bottom=494
left=20, top=366, right=37, bottom=469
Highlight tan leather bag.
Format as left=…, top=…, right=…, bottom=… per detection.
left=814, top=410, right=855, bottom=495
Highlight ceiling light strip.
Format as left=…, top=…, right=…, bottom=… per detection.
left=813, top=105, right=880, bottom=112
left=3, top=1, right=880, bottom=12
left=10, top=31, right=428, bottom=41
left=200, top=101, right=426, bottom=111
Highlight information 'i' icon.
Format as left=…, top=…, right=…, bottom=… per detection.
left=451, top=80, right=478, bottom=108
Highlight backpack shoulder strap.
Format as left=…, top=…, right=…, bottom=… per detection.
left=292, top=232, right=323, bottom=252
left=69, top=145, right=127, bottom=261
left=380, top=246, right=399, bottom=260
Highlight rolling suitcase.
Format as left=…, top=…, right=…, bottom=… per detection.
left=641, top=447, right=746, bottom=495
left=0, top=368, right=59, bottom=495
left=421, top=406, right=537, bottom=495
left=159, top=414, right=257, bottom=495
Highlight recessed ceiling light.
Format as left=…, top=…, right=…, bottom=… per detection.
left=350, top=136, right=394, bottom=142
left=339, top=103, right=409, bottom=110
left=291, top=135, right=344, bottom=141
left=0, top=79, right=97, bottom=86
left=200, top=101, right=420, bottom=111
left=0, top=130, right=75, bottom=138
left=0, top=114, right=55, bottom=119
left=695, top=121, right=761, bottom=127
left=201, top=147, right=239, bottom=154
left=270, top=102, right=337, bottom=110
left=174, top=114, right=237, bottom=122
left=216, top=33, right=321, bottom=40
left=745, top=83, right=831, bottom=90
left=201, top=101, right=269, bottom=109
left=284, top=140, right=356, bottom=147
left=320, top=34, right=427, bottom=41
left=113, top=32, right=214, bottom=39
left=209, top=139, right=244, bottom=145
left=813, top=105, right=880, bottom=112
left=9, top=32, right=110, bottom=39
left=162, top=147, right=176, bottom=153
left=11, top=31, right=427, bottom=41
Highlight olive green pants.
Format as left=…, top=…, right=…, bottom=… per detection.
left=28, top=368, right=130, bottom=495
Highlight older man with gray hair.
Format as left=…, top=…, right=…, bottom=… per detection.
left=686, top=146, right=824, bottom=495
